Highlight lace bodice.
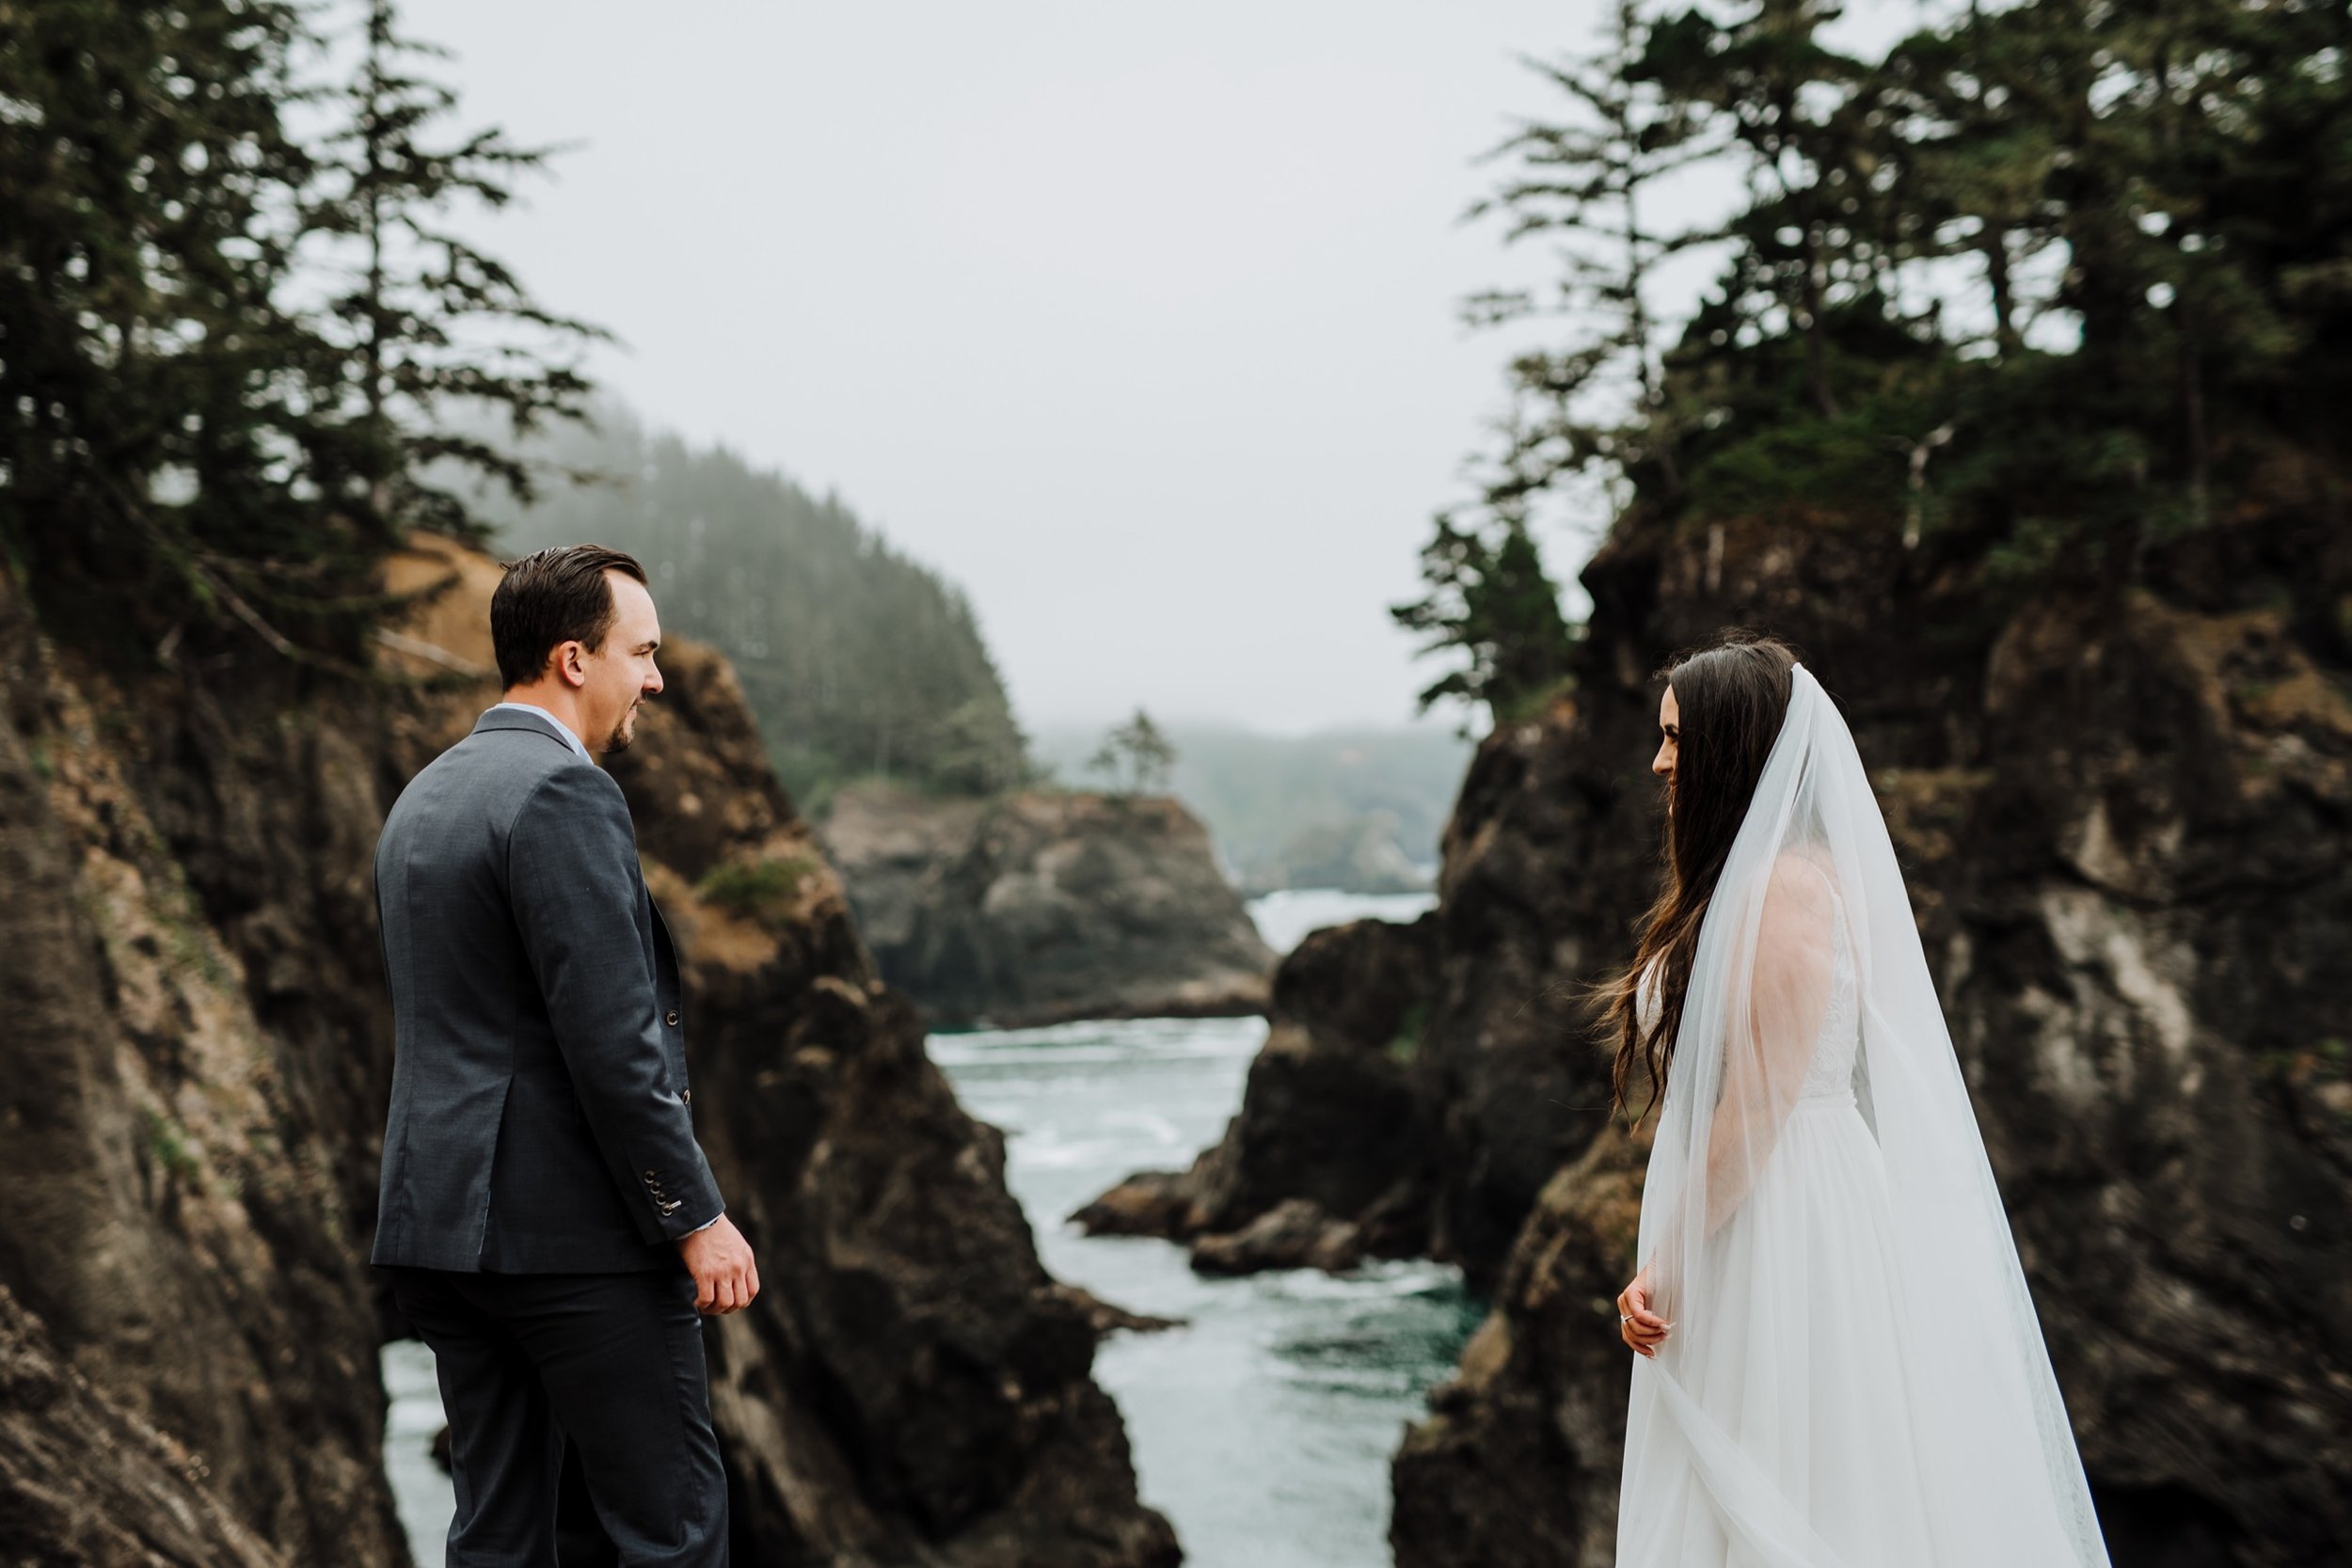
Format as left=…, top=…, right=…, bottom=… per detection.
left=1632, top=870, right=1860, bottom=1102
left=1798, top=885, right=1860, bottom=1102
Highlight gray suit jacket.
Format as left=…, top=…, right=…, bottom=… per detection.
left=371, top=706, right=723, bottom=1273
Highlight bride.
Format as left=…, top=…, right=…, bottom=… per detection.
left=1604, top=634, right=2110, bottom=1568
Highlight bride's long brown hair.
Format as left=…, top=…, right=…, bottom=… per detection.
left=1599, top=632, right=1800, bottom=1122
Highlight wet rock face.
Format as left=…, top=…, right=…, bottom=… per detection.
left=1923, top=595, right=2352, bottom=1568
left=0, top=577, right=408, bottom=1568
left=0, top=535, right=1178, bottom=1568
left=1388, top=515, right=2352, bottom=1568
left=1412, top=710, right=1649, bottom=1282
left=821, top=782, right=1275, bottom=1029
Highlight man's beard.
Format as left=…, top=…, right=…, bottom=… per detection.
left=604, top=709, right=636, bottom=754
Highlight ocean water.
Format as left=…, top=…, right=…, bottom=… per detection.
left=381, top=889, right=1476, bottom=1567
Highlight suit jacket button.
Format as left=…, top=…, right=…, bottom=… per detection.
left=666, top=1009, right=680, bottom=1027
left=680, top=1088, right=691, bottom=1106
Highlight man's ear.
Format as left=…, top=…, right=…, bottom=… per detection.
left=554, top=641, right=589, bottom=689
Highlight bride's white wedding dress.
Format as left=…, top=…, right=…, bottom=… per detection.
left=1616, top=666, right=2108, bottom=1568
left=1626, top=873, right=1941, bottom=1564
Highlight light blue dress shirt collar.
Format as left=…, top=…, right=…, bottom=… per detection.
left=485, top=701, right=594, bottom=764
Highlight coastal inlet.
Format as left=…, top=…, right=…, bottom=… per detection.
left=385, top=888, right=1480, bottom=1568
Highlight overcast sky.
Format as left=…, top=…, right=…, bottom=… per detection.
left=396, top=1, right=1929, bottom=735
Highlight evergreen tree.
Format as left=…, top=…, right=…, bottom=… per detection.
left=1424, top=0, right=2352, bottom=653
left=1393, top=2, right=1708, bottom=730
left=1463, top=0, right=1716, bottom=505
left=0, top=0, right=367, bottom=663
left=307, top=0, right=605, bottom=542
left=1088, top=708, right=1179, bottom=797
left=1642, top=0, right=1891, bottom=421
left=1391, top=515, right=1576, bottom=725
left=0, top=0, right=601, bottom=668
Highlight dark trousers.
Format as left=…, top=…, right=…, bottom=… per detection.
left=386, top=1265, right=728, bottom=1568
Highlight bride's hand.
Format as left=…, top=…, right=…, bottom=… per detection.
left=1617, top=1269, right=1671, bottom=1358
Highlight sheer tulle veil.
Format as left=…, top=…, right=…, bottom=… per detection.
left=1620, top=662, right=2110, bottom=1567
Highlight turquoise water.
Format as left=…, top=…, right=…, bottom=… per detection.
left=928, top=889, right=1479, bottom=1568
left=382, top=890, right=1476, bottom=1567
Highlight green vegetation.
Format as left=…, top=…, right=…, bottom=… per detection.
left=139, top=1106, right=203, bottom=1188
left=478, top=407, right=1036, bottom=807
left=694, top=852, right=824, bottom=932
left=1392, top=518, right=1580, bottom=724
left=1387, top=999, right=1432, bottom=1066
left=1408, top=0, right=2352, bottom=721
left=1086, top=708, right=1179, bottom=797
left=0, top=0, right=596, bottom=669
left=312, top=1, right=605, bottom=539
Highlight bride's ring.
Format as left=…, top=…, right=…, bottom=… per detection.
left=1620, top=1312, right=1633, bottom=1323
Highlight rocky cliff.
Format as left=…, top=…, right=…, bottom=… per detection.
left=1385, top=511, right=2352, bottom=1568
left=0, top=566, right=409, bottom=1567
left=821, top=781, right=1275, bottom=1029
left=0, top=533, right=1177, bottom=1568
left=1081, top=503, right=2351, bottom=1567
left=0, top=1286, right=288, bottom=1568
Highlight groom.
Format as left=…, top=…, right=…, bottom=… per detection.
left=372, top=544, right=757, bottom=1567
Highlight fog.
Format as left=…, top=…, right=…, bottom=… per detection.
left=399, top=0, right=1937, bottom=733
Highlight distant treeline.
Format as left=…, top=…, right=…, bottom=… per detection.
left=484, top=409, right=1034, bottom=808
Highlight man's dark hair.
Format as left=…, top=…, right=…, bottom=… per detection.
left=490, top=545, right=649, bottom=689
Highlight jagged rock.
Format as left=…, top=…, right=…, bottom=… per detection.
left=0, top=533, right=1178, bottom=1568
left=1043, top=1283, right=1185, bottom=1338
left=0, top=1286, right=287, bottom=1568
left=1189, top=1199, right=1365, bottom=1275
left=1076, top=914, right=1438, bottom=1275
left=820, top=781, right=1275, bottom=1028
left=1070, top=1169, right=1201, bottom=1240
left=0, top=566, right=407, bottom=1567
left=1389, top=1123, right=1647, bottom=1568
left=1387, top=508, right=2352, bottom=1568
left=1077, top=751, right=1624, bottom=1292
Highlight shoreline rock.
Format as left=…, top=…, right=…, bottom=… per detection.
left=1074, top=913, right=1439, bottom=1276
left=822, top=782, right=1276, bottom=1030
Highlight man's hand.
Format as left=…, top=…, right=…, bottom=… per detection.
left=677, top=1213, right=759, bottom=1316
left=1617, top=1268, right=1671, bottom=1358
